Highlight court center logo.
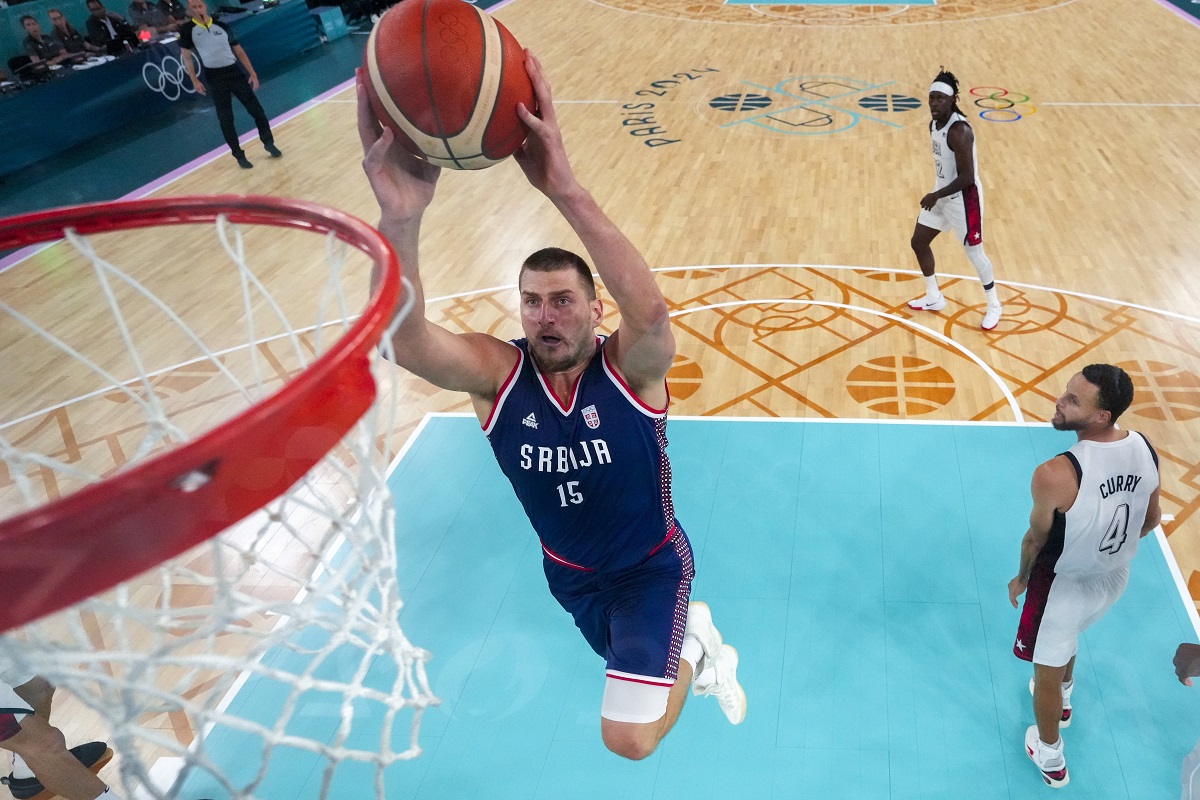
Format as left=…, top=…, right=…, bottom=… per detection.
left=699, top=76, right=925, bottom=139
left=143, top=55, right=198, bottom=101
left=620, top=72, right=927, bottom=150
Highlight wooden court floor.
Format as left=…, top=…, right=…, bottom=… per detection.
left=4, top=0, right=1200, bottom=791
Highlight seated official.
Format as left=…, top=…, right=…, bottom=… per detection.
left=48, top=8, right=103, bottom=55
left=128, top=0, right=179, bottom=34
left=21, top=15, right=77, bottom=69
left=85, top=0, right=139, bottom=53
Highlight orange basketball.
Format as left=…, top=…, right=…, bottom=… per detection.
left=362, top=0, right=534, bottom=170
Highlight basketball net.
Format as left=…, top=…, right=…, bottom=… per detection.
left=0, top=197, right=438, bottom=799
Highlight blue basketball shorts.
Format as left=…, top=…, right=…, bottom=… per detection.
left=543, top=524, right=695, bottom=685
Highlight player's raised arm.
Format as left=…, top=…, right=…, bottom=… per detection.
left=513, top=52, right=674, bottom=396
left=357, top=71, right=518, bottom=400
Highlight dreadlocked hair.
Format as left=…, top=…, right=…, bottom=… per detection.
left=934, top=67, right=965, bottom=115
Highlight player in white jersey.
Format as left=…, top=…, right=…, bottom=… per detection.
left=907, top=69, right=1004, bottom=331
left=1008, top=364, right=1162, bottom=788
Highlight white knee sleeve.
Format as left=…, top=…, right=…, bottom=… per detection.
left=965, top=244, right=995, bottom=287
left=601, top=674, right=671, bottom=724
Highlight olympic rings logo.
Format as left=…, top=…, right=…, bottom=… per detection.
left=437, top=12, right=469, bottom=58
left=969, top=86, right=1036, bottom=123
left=143, top=55, right=199, bottom=101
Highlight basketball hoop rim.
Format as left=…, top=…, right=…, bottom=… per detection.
left=0, top=195, right=402, bottom=633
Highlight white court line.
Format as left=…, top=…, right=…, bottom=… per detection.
left=1159, top=527, right=1200, bottom=639
left=581, top=0, right=1077, bottom=28
left=1043, top=102, right=1200, bottom=108
left=424, top=410, right=1038, bottom=425
left=324, top=98, right=616, bottom=104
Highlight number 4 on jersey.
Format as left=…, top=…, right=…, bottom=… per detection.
left=1099, top=503, right=1130, bottom=554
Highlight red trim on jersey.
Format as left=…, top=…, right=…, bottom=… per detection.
left=481, top=346, right=523, bottom=432
left=605, top=671, right=673, bottom=687
left=643, top=523, right=677, bottom=560
left=1014, top=559, right=1056, bottom=662
left=541, top=542, right=594, bottom=572
left=532, top=336, right=598, bottom=415
left=962, top=183, right=984, bottom=247
left=600, top=344, right=668, bottom=415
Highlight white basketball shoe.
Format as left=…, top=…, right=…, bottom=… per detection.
left=684, top=602, right=746, bottom=724
left=693, top=644, right=747, bottom=725
left=908, top=294, right=947, bottom=312
left=684, top=601, right=723, bottom=668
left=982, top=301, right=1003, bottom=331
left=1025, top=726, right=1069, bottom=788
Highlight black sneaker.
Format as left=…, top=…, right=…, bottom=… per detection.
left=1, top=741, right=112, bottom=800
left=264, top=143, right=282, bottom=158
left=235, top=154, right=253, bottom=169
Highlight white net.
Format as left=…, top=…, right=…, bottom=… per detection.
left=0, top=203, right=437, bottom=799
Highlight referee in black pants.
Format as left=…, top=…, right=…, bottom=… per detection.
left=180, top=0, right=281, bottom=168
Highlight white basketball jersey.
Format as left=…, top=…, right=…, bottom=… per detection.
left=930, top=112, right=979, bottom=194
left=1055, top=433, right=1159, bottom=575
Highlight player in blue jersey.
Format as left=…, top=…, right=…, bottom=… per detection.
left=356, top=52, right=746, bottom=760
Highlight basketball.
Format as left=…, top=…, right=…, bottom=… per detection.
left=362, top=0, right=534, bottom=170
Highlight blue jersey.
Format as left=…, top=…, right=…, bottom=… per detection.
left=484, top=336, right=676, bottom=573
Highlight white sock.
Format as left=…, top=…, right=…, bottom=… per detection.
left=680, top=635, right=704, bottom=675
left=923, top=275, right=940, bottom=299
left=11, top=753, right=33, bottom=780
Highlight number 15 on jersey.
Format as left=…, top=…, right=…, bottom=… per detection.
left=557, top=481, right=583, bottom=507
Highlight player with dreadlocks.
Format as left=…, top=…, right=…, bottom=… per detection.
left=907, top=68, right=1004, bottom=331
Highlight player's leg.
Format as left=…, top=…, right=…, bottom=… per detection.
left=908, top=216, right=946, bottom=311
left=11, top=677, right=53, bottom=720
left=1032, top=661, right=1070, bottom=745
left=1, top=715, right=113, bottom=800
left=599, top=664, right=691, bottom=761
left=599, top=528, right=744, bottom=759
left=598, top=600, right=747, bottom=759
left=946, top=187, right=1002, bottom=329
left=1059, top=655, right=1075, bottom=726
left=1015, top=565, right=1073, bottom=787
left=1025, top=658, right=1070, bottom=788
left=596, top=535, right=693, bottom=760
left=1, top=666, right=44, bottom=790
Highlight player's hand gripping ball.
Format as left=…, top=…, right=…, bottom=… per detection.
left=362, top=0, right=535, bottom=169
